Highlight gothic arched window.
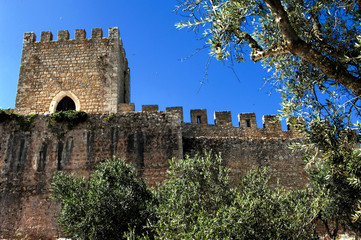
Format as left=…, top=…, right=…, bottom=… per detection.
left=56, top=96, right=76, bottom=111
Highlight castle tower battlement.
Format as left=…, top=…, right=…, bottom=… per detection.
left=16, top=27, right=130, bottom=114
left=120, top=104, right=303, bottom=139
left=1, top=28, right=308, bottom=239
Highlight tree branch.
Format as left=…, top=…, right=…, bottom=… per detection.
left=251, top=44, right=291, bottom=61
left=232, top=28, right=262, bottom=52
left=311, top=13, right=323, bottom=41
left=264, top=0, right=299, bottom=45
left=263, top=0, right=361, bottom=97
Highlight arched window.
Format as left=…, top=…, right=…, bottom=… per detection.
left=49, top=91, right=81, bottom=113
left=56, top=96, right=76, bottom=111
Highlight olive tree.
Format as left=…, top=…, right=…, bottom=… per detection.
left=51, top=157, right=154, bottom=240
left=176, top=1, right=361, bottom=237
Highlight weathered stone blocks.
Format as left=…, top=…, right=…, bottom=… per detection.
left=142, top=105, right=159, bottom=112
left=191, top=109, right=207, bottom=124
left=15, top=27, right=130, bottom=115
left=214, top=111, right=232, bottom=126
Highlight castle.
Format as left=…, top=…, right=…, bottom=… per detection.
left=0, top=28, right=306, bottom=239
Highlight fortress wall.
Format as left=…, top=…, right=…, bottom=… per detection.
left=105, top=105, right=306, bottom=188
left=112, top=106, right=306, bottom=187
left=183, top=137, right=306, bottom=188
left=182, top=111, right=306, bottom=188
left=15, top=27, right=129, bottom=115
left=0, top=112, right=183, bottom=239
left=0, top=108, right=306, bottom=239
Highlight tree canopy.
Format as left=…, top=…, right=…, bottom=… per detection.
left=176, top=1, right=361, bottom=237
left=151, top=154, right=318, bottom=239
left=176, top=0, right=361, bottom=119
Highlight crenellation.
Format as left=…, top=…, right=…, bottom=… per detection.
left=118, top=103, right=135, bottom=113
left=75, top=29, right=86, bottom=40
left=40, top=31, right=53, bottom=42
left=142, top=105, right=159, bottom=112
left=214, top=111, right=232, bottom=126
left=262, top=115, right=282, bottom=132
left=109, top=27, right=120, bottom=39
left=22, top=27, right=124, bottom=44
left=191, top=109, right=207, bottom=124
left=57, top=30, right=69, bottom=41
left=166, top=107, right=183, bottom=122
left=115, top=106, right=302, bottom=134
left=91, top=28, right=103, bottom=39
left=23, top=32, right=36, bottom=44
left=238, top=112, right=257, bottom=129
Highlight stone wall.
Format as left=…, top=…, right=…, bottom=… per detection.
left=15, top=27, right=130, bottom=115
left=0, top=111, right=182, bottom=239
left=0, top=107, right=305, bottom=239
left=182, top=112, right=306, bottom=188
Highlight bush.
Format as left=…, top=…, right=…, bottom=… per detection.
left=152, top=153, right=235, bottom=239
left=150, top=154, right=319, bottom=239
left=50, top=110, right=87, bottom=129
left=51, top=157, right=154, bottom=240
left=51, top=154, right=320, bottom=240
left=0, top=109, right=37, bottom=131
left=222, top=168, right=319, bottom=240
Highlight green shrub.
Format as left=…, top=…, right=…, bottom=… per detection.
left=0, top=109, right=37, bottom=131
left=51, top=157, right=154, bottom=240
left=150, top=154, right=319, bottom=239
left=51, top=153, right=321, bottom=240
left=50, top=110, right=87, bottom=129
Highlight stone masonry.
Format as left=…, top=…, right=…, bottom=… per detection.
left=0, top=109, right=306, bottom=239
left=0, top=28, right=306, bottom=239
left=15, top=27, right=130, bottom=114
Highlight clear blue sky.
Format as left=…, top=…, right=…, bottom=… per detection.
left=0, top=0, right=284, bottom=127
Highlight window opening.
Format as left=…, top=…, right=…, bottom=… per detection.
left=197, top=116, right=201, bottom=124
left=56, top=96, right=76, bottom=111
left=246, top=119, right=251, bottom=128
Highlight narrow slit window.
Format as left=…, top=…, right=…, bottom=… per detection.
left=246, top=119, right=251, bottom=128
left=197, top=116, right=201, bottom=124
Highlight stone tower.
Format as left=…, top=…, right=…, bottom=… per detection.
left=15, top=27, right=130, bottom=114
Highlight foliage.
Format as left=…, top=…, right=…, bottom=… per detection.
left=50, top=110, right=87, bottom=129
left=175, top=0, right=361, bottom=100
left=149, top=154, right=318, bottom=239
left=175, top=0, right=361, bottom=131
left=0, top=109, right=37, bottom=131
left=222, top=168, right=319, bottom=240
left=151, top=153, right=235, bottom=239
left=292, top=117, right=361, bottom=238
left=176, top=1, right=361, bottom=237
left=51, top=157, right=154, bottom=240
left=53, top=154, right=321, bottom=239
left=0, top=109, right=14, bottom=122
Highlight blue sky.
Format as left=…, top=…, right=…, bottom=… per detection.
left=0, top=0, right=284, bottom=127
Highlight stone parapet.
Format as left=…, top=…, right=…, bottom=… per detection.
left=214, top=111, right=232, bottom=126
left=142, top=105, right=159, bottom=112
left=23, top=27, right=121, bottom=42
left=118, top=103, right=135, bottom=113
left=191, top=109, right=208, bottom=124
